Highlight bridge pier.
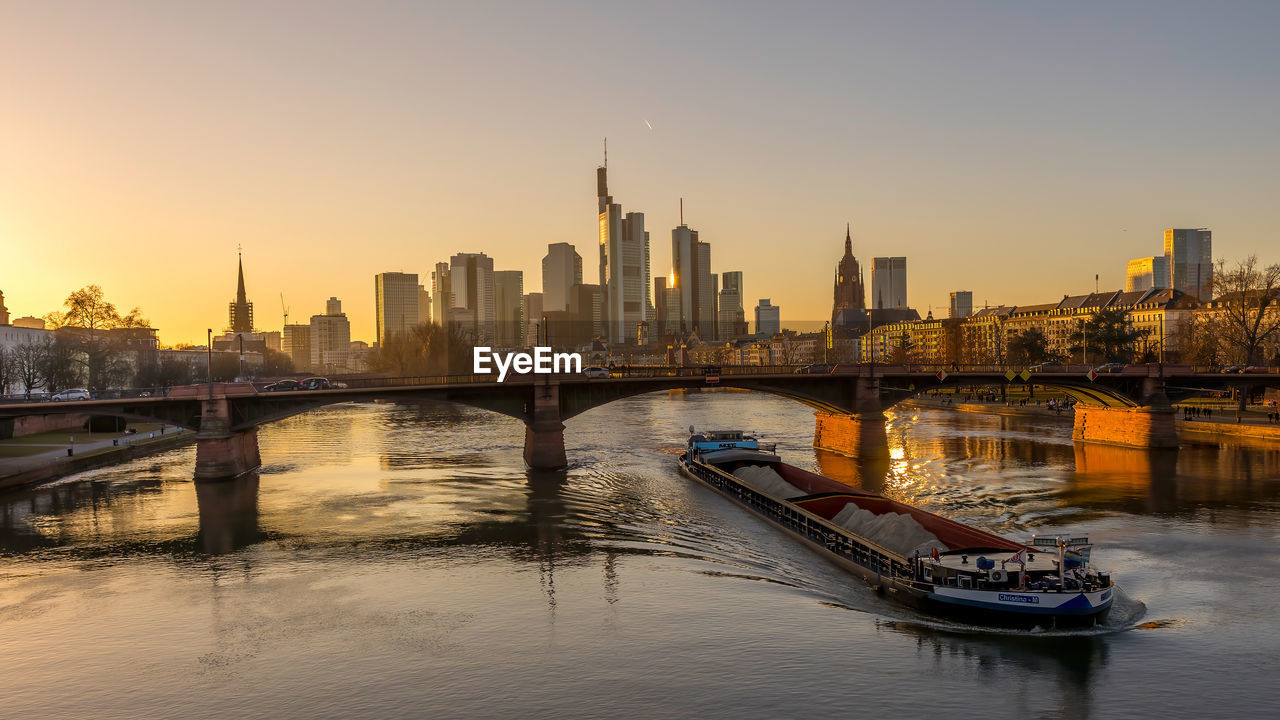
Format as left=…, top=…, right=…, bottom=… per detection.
left=813, top=375, right=889, bottom=460
left=523, top=380, right=567, bottom=470
left=1072, top=405, right=1178, bottom=449
left=813, top=412, right=889, bottom=460
left=194, top=397, right=262, bottom=480
left=1073, top=379, right=1178, bottom=450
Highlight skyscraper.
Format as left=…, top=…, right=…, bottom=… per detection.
left=569, top=283, right=603, bottom=345
left=719, top=271, right=745, bottom=340
left=417, top=285, right=432, bottom=326
left=494, top=270, right=524, bottom=348
left=872, top=257, right=907, bottom=310
left=831, top=225, right=866, bottom=326
left=597, top=152, right=650, bottom=344
left=430, top=262, right=451, bottom=326
left=228, top=252, right=254, bottom=334
left=949, top=291, right=973, bottom=319
left=449, top=253, right=495, bottom=345
left=541, top=243, right=582, bottom=312
left=671, top=223, right=715, bottom=336
left=374, top=271, right=420, bottom=346
left=1125, top=256, right=1169, bottom=292
left=1163, top=228, right=1212, bottom=301
left=523, top=292, right=543, bottom=347
left=755, top=299, right=780, bottom=337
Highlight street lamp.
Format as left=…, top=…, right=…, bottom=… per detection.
left=206, top=328, right=213, bottom=399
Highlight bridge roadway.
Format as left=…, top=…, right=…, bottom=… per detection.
left=1, top=364, right=1276, bottom=479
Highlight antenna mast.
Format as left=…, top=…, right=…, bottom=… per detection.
left=680, top=197, right=684, bottom=225
left=603, top=137, right=607, bottom=169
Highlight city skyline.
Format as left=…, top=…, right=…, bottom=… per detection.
left=4, top=2, right=1279, bottom=345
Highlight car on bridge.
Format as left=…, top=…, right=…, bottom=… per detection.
left=264, top=379, right=302, bottom=392
left=1240, top=366, right=1275, bottom=374
left=1029, top=361, right=1066, bottom=372
left=1093, top=363, right=1126, bottom=373
left=299, top=377, right=331, bottom=390
left=793, top=364, right=835, bottom=374
left=582, top=366, right=611, bottom=379
left=51, top=388, right=91, bottom=401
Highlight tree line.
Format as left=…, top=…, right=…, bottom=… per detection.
left=0, top=285, right=295, bottom=396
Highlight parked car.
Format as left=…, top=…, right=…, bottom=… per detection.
left=583, top=366, right=611, bottom=379
left=51, top=388, right=91, bottom=402
left=1093, top=363, right=1126, bottom=373
left=299, top=377, right=331, bottom=390
left=1239, top=366, right=1273, bottom=374
left=265, top=379, right=302, bottom=392
left=1030, top=361, right=1066, bottom=372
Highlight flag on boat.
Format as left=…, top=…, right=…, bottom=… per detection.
left=1006, top=548, right=1027, bottom=566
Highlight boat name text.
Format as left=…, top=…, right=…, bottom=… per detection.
left=997, top=593, right=1040, bottom=604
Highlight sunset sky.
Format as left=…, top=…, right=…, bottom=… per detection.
left=3, top=1, right=1278, bottom=346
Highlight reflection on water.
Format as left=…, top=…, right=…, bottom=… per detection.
left=195, top=474, right=263, bottom=555
left=0, top=396, right=1278, bottom=719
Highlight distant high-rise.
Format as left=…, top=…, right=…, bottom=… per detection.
left=949, top=291, right=973, bottom=319
left=872, top=256, right=907, bottom=310
left=755, top=299, right=780, bottom=337
left=494, top=270, right=524, bottom=348
left=282, top=324, right=311, bottom=370
left=523, top=293, right=543, bottom=346
left=831, top=225, right=866, bottom=326
left=569, top=283, right=603, bottom=346
left=228, top=252, right=254, bottom=333
left=449, top=253, right=496, bottom=345
left=719, top=271, right=745, bottom=340
left=430, top=262, right=451, bottom=326
left=671, top=223, right=715, bottom=336
left=374, top=272, right=420, bottom=346
left=1125, top=256, right=1169, bottom=293
left=596, top=152, right=651, bottom=344
left=1164, top=228, right=1212, bottom=300
left=417, top=285, right=432, bottom=326
left=542, top=243, right=582, bottom=312
left=310, top=298, right=350, bottom=372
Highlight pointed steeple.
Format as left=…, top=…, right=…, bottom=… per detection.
left=845, top=223, right=852, bottom=255
left=236, top=250, right=247, bottom=304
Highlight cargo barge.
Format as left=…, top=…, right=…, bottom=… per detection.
left=679, top=429, right=1114, bottom=628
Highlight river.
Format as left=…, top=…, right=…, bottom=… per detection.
left=2, top=391, right=1278, bottom=719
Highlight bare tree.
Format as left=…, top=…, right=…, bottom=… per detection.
left=1210, top=256, right=1280, bottom=365
left=0, top=346, right=13, bottom=395
left=44, top=285, right=149, bottom=391
left=11, top=339, right=47, bottom=395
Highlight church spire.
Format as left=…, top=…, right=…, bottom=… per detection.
left=845, top=222, right=852, bottom=255
left=236, top=249, right=247, bottom=305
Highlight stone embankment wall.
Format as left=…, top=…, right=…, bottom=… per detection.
left=0, top=413, right=91, bottom=439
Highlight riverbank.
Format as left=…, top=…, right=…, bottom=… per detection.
left=901, top=397, right=1280, bottom=444
left=900, top=398, right=1073, bottom=420
left=0, top=428, right=195, bottom=491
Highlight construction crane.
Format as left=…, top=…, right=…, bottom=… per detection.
left=280, top=293, right=289, bottom=327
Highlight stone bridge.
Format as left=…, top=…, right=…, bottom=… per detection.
left=1, top=365, right=1276, bottom=480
